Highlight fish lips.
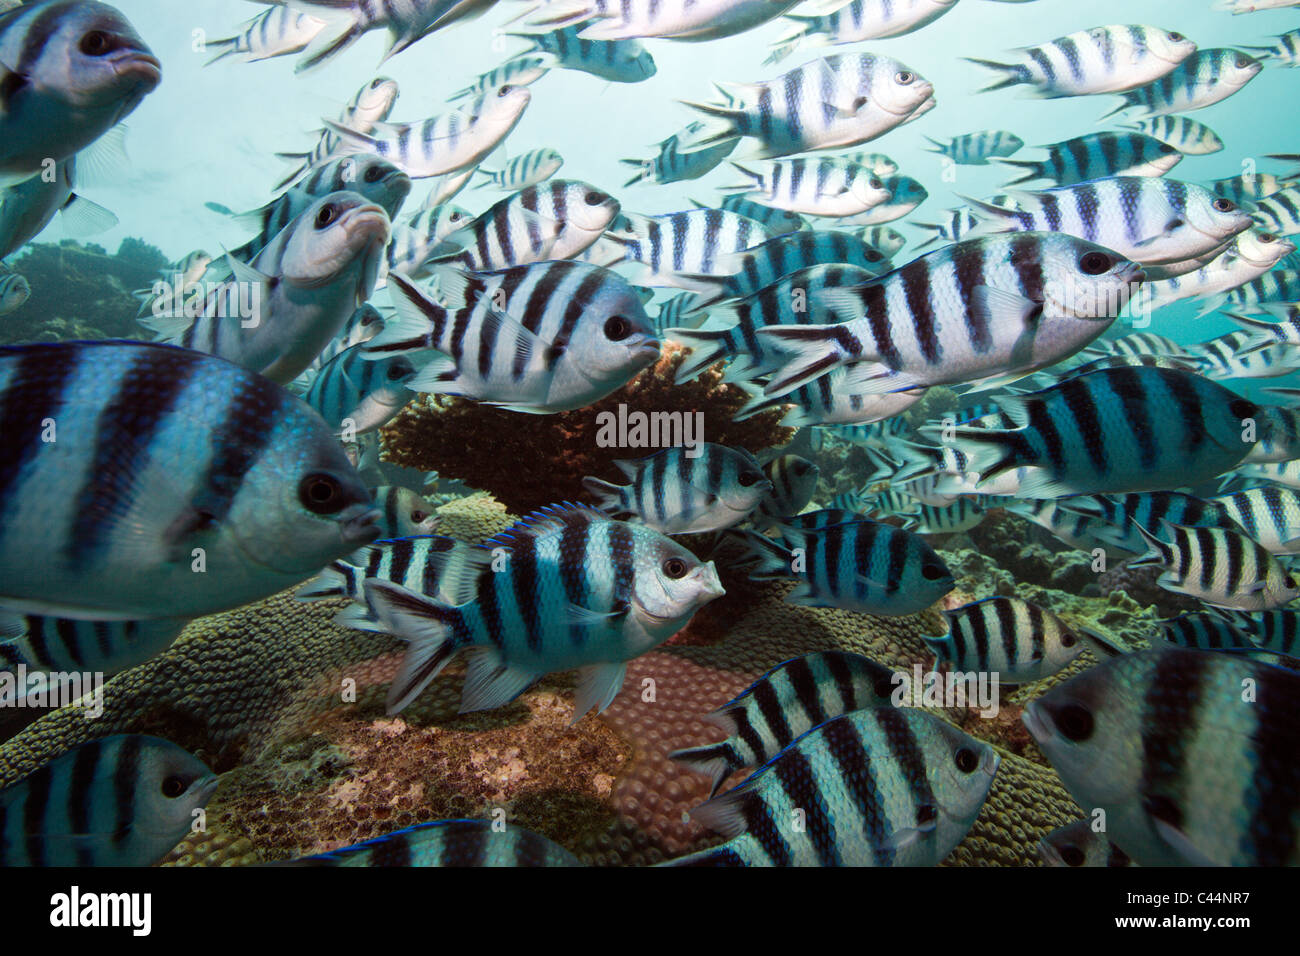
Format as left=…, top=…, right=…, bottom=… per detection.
left=111, top=49, right=163, bottom=90
left=340, top=502, right=383, bottom=547
left=190, top=773, right=220, bottom=807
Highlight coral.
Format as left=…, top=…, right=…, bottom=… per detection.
left=1098, top=559, right=1199, bottom=618
left=1, top=238, right=167, bottom=346
left=379, top=343, right=794, bottom=514
left=162, top=827, right=262, bottom=867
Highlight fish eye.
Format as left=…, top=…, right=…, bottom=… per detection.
left=1229, top=398, right=1255, bottom=418
left=865, top=249, right=882, bottom=262
left=872, top=675, right=895, bottom=698
left=497, top=84, right=515, bottom=97
left=1212, top=198, right=1236, bottom=213
left=80, top=30, right=112, bottom=56
left=738, top=470, right=761, bottom=487
left=663, top=557, right=689, bottom=579
left=1054, top=703, right=1094, bottom=742
left=869, top=178, right=883, bottom=189
left=1259, top=232, right=1277, bottom=243
left=1167, top=31, right=1184, bottom=42
left=604, top=315, right=632, bottom=340
left=1288, top=575, right=1298, bottom=588
left=954, top=748, right=978, bottom=773
left=364, top=165, right=384, bottom=183
left=450, top=211, right=466, bottom=221
left=1059, top=844, right=1086, bottom=867
left=1078, top=251, right=1113, bottom=275
left=1235, top=53, right=1254, bottom=69
left=894, top=71, right=913, bottom=84
left=371, top=78, right=387, bottom=89
left=584, top=191, right=604, bottom=205
left=1061, top=631, right=1076, bottom=648
left=411, top=510, right=429, bottom=523
left=315, top=204, right=340, bottom=229
left=921, top=562, right=947, bottom=581
left=160, top=776, right=188, bottom=799
left=299, top=473, right=347, bottom=514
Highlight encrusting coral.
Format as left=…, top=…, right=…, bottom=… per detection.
left=379, top=343, right=794, bottom=514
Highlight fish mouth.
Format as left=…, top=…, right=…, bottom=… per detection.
left=1021, top=701, right=1050, bottom=744
left=341, top=503, right=382, bottom=547
left=112, top=50, right=163, bottom=88
left=342, top=204, right=392, bottom=246
left=630, top=337, right=662, bottom=367
left=191, top=774, right=220, bottom=806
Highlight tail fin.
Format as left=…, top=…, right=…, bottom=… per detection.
left=1096, top=93, right=1138, bottom=122
left=916, top=423, right=1036, bottom=487
left=295, top=12, right=365, bottom=74
left=666, top=326, right=740, bottom=383
left=296, top=561, right=360, bottom=602
left=582, top=476, right=628, bottom=516
left=963, top=57, right=1028, bottom=93
left=1127, top=522, right=1174, bottom=570
left=619, top=157, right=654, bottom=188
left=754, top=325, right=855, bottom=396
left=992, top=158, right=1047, bottom=187
left=675, top=100, right=743, bottom=152
left=363, top=579, right=467, bottom=714
left=203, top=38, right=239, bottom=67
left=667, top=741, right=741, bottom=798
left=724, top=530, right=797, bottom=580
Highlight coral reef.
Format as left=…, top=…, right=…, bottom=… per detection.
left=379, top=344, right=794, bottom=514
left=1, top=238, right=167, bottom=346
left=1098, top=559, right=1200, bottom=618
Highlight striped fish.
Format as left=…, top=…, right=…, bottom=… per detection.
left=767, top=0, right=960, bottom=64
left=1233, top=459, right=1300, bottom=491
left=297, top=534, right=479, bottom=630
left=361, top=503, right=725, bottom=716
left=669, top=651, right=898, bottom=796
left=1210, top=172, right=1293, bottom=203
left=1229, top=303, right=1300, bottom=351
left=844, top=152, right=899, bottom=177
left=523, top=0, right=798, bottom=42
left=670, top=263, right=880, bottom=384
left=303, top=345, right=421, bottom=433
left=325, top=84, right=530, bottom=180
left=840, top=175, right=927, bottom=228
left=1105, top=49, right=1262, bottom=117
left=205, top=6, right=326, bottom=65
left=1136, top=230, right=1296, bottom=313
left=754, top=233, right=1143, bottom=398
left=1123, top=115, right=1224, bottom=155
left=1249, top=187, right=1300, bottom=236
left=1156, top=611, right=1257, bottom=652
left=1082, top=332, right=1192, bottom=360
left=926, top=596, right=1082, bottom=683
left=680, top=54, right=934, bottom=159
left=726, top=158, right=888, bottom=218
left=667, top=708, right=998, bottom=866
left=733, top=371, right=926, bottom=427
left=924, top=130, right=1023, bottom=165
left=995, top=133, right=1182, bottom=187
left=968, top=26, right=1196, bottom=98
left=1192, top=331, right=1300, bottom=381
left=1059, top=491, right=1246, bottom=555
left=609, top=208, right=770, bottom=290
left=904, top=498, right=986, bottom=535
left=417, top=167, right=475, bottom=210
left=861, top=225, right=906, bottom=258
left=427, top=180, right=620, bottom=272
left=1024, top=647, right=1300, bottom=865
left=515, top=27, right=656, bottom=82
left=0, top=272, right=29, bottom=314
left=0, top=0, right=161, bottom=187
left=369, top=485, right=440, bottom=539
left=942, top=367, right=1265, bottom=499
left=0, top=341, right=380, bottom=622
left=1221, top=609, right=1300, bottom=656
left=384, top=204, right=473, bottom=279
left=0, top=614, right=187, bottom=686
left=1130, top=520, right=1300, bottom=610
left=965, top=177, right=1251, bottom=267
left=1243, top=28, right=1300, bottom=66
left=0, top=735, right=216, bottom=867
left=1209, top=485, right=1300, bottom=554
left=299, top=304, right=387, bottom=381
left=621, top=122, right=737, bottom=187
left=450, top=53, right=551, bottom=100
left=1220, top=269, right=1300, bottom=314
left=733, top=517, right=953, bottom=615
left=713, top=195, right=806, bottom=235
left=289, top=0, right=489, bottom=73
left=0, top=157, right=114, bottom=264
left=1039, top=820, right=1134, bottom=867
left=291, top=819, right=581, bottom=866
left=275, top=77, right=402, bottom=189
left=143, top=193, right=391, bottom=386
left=582, top=443, right=770, bottom=534
left=477, top=148, right=563, bottom=191
left=367, top=262, right=658, bottom=413
left=1216, top=0, right=1300, bottom=10
left=912, top=207, right=981, bottom=249
left=754, top=454, right=820, bottom=524
left=1001, top=498, right=1129, bottom=556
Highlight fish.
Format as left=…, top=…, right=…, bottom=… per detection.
left=861, top=225, right=906, bottom=258
left=753, top=233, right=1143, bottom=398
left=0, top=272, right=30, bottom=314
left=141, top=192, right=391, bottom=386
left=1155, top=611, right=1258, bottom=652
left=913, top=208, right=981, bottom=249
left=1192, top=331, right=1300, bottom=381
left=967, top=25, right=1196, bottom=98
left=368, top=485, right=441, bottom=539
left=666, top=708, right=998, bottom=866
left=1209, top=171, right=1293, bottom=203
left=362, top=502, right=725, bottom=716
left=275, top=76, right=401, bottom=188
left=724, top=158, right=889, bottom=218
left=768, top=0, right=960, bottom=64
left=303, top=344, right=422, bottom=434
left=0, top=0, right=162, bottom=186
left=582, top=443, right=771, bottom=534
left=926, top=596, right=1083, bottom=683
left=513, top=26, right=656, bottom=82
left=754, top=454, right=820, bottom=523
left=841, top=174, right=927, bottom=226
left=301, top=303, right=387, bottom=378
left=1122, top=115, right=1224, bottom=155
left=1234, top=459, right=1300, bottom=491
left=923, top=130, right=1023, bottom=165
left=1219, top=609, right=1300, bottom=656
left=732, top=517, right=953, bottom=615
left=204, top=5, right=327, bottom=65
left=963, top=177, right=1252, bottom=267
left=289, top=0, right=494, bottom=73
left=995, top=133, right=1182, bottom=187
left=1058, top=491, right=1248, bottom=555
left=1242, top=28, right=1300, bottom=67
left=1216, top=0, right=1300, bottom=10
left=1219, top=269, right=1300, bottom=314
left=326, top=85, right=530, bottom=180
left=0, top=157, right=117, bottom=262
left=1083, top=332, right=1192, bottom=360
left=0, top=340, right=380, bottom=621
left=938, top=367, right=1264, bottom=499
left=449, top=53, right=551, bottom=100
left=1038, top=820, right=1134, bottom=867
left=712, top=195, right=806, bottom=235
left=621, top=122, right=738, bottom=187
left=289, top=819, right=582, bottom=866
left=1129, top=520, right=1300, bottom=610
left=0, top=734, right=216, bottom=866
left=903, top=498, right=987, bottom=535
left=1136, top=229, right=1295, bottom=313
left=1001, top=498, right=1130, bottom=556
left=1023, top=647, right=1300, bottom=866
left=476, top=147, right=563, bottom=191
left=1103, top=49, right=1262, bottom=117
left=680, top=54, right=934, bottom=159
left=0, top=613, right=187, bottom=687
left=608, top=208, right=771, bottom=290
left=426, top=180, right=620, bottom=271
left=733, top=370, right=926, bottom=427
left=368, top=262, right=660, bottom=413
left=523, top=0, right=799, bottom=42
left=1247, top=186, right=1300, bottom=236
left=669, top=651, right=899, bottom=796
left=384, top=203, right=474, bottom=279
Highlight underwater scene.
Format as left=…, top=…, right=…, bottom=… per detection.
left=2, top=0, right=1300, bottom=877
